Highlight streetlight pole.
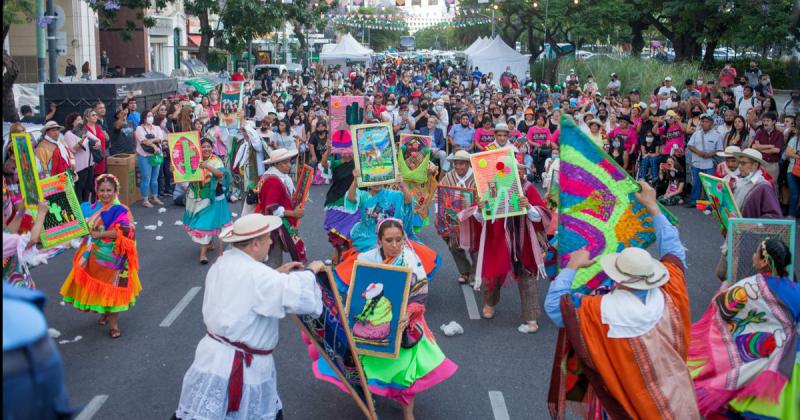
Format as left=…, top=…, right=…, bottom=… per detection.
left=491, top=6, right=495, bottom=38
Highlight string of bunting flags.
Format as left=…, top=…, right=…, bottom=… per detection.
left=333, top=14, right=491, bottom=31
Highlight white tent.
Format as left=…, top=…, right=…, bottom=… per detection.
left=320, top=34, right=372, bottom=68
left=467, top=37, right=530, bottom=82
left=463, top=37, right=490, bottom=56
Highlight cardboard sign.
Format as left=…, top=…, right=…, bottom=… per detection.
left=699, top=172, right=741, bottom=235
left=346, top=261, right=411, bottom=359
left=10, top=132, right=43, bottom=209
left=38, top=172, right=88, bottom=248
left=330, top=96, right=365, bottom=152
left=167, top=131, right=203, bottom=183
left=351, top=123, right=398, bottom=187
left=436, top=185, right=476, bottom=237
left=469, top=148, right=526, bottom=220
left=291, top=269, right=377, bottom=419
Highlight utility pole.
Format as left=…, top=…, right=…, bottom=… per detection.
left=36, top=0, right=46, bottom=118
left=491, top=5, right=495, bottom=38
left=46, top=0, right=58, bottom=82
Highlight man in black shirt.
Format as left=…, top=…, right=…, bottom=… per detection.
left=108, top=108, right=135, bottom=156
left=308, top=121, right=328, bottom=164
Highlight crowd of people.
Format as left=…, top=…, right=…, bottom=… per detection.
left=3, top=55, right=798, bottom=420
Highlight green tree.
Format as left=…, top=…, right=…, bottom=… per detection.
left=184, top=0, right=222, bottom=64
left=3, top=0, right=34, bottom=121
left=218, top=0, right=285, bottom=56
left=414, top=27, right=464, bottom=50
left=284, top=0, right=337, bottom=66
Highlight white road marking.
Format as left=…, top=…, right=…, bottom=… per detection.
left=461, top=284, right=480, bottom=320
left=74, top=394, right=108, bottom=420
left=488, top=391, right=510, bottom=420
left=159, top=287, right=201, bottom=327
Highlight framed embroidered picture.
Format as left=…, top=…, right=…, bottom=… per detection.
left=291, top=268, right=377, bottom=419
left=292, top=164, right=314, bottom=209
left=219, top=82, right=243, bottom=129
left=436, top=185, right=476, bottom=237
left=699, top=173, right=741, bottom=235
left=38, top=172, right=88, bottom=248
left=167, top=131, right=203, bottom=183
left=11, top=132, right=43, bottom=209
left=351, top=123, right=398, bottom=187
left=330, top=96, right=365, bottom=152
left=469, top=148, right=526, bottom=220
left=398, top=134, right=431, bottom=178
left=346, top=261, right=411, bottom=359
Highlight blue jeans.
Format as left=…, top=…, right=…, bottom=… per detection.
left=788, top=173, right=800, bottom=217
left=137, top=154, right=161, bottom=199
left=690, top=166, right=713, bottom=204
left=640, top=156, right=659, bottom=181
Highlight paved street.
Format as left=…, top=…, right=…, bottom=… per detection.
left=32, top=183, right=788, bottom=420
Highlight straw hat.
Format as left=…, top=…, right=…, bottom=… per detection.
left=732, top=148, right=766, bottom=166
left=447, top=150, right=471, bottom=162
left=717, top=145, right=741, bottom=158
left=219, top=214, right=282, bottom=243
left=588, top=119, right=602, bottom=128
left=492, top=123, right=510, bottom=134
left=599, top=248, right=669, bottom=290
left=42, top=120, right=64, bottom=131
left=263, top=148, right=298, bottom=165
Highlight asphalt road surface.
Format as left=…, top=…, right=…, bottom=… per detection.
left=32, top=182, right=793, bottom=420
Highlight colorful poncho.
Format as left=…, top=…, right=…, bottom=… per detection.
left=689, top=274, right=799, bottom=420
left=60, top=201, right=141, bottom=313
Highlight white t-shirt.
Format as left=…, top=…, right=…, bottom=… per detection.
left=737, top=96, right=757, bottom=117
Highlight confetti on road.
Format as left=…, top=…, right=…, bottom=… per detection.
left=48, top=328, right=61, bottom=338
left=58, top=335, right=83, bottom=345
left=174, top=220, right=184, bottom=226
left=158, top=207, right=167, bottom=213
left=155, top=236, right=164, bottom=241
left=157, top=220, right=163, bottom=227
left=144, top=225, right=157, bottom=231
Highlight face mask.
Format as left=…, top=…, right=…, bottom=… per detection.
left=761, top=79, right=770, bottom=85
left=261, top=127, right=269, bottom=132
left=645, top=137, right=654, bottom=144
left=612, top=141, right=621, bottom=148
left=692, top=111, right=701, bottom=117
left=146, top=116, right=154, bottom=125
left=194, top=98, right=202, bottom=104
left=386, top=105, right=395, bottom=112
left=293, top=119, right=300, bottom=124
left=696, top=81, right=704, bottom=86
left=483, top=100, right=490, bottom=106
left=261, top=98, right=268, bottom=102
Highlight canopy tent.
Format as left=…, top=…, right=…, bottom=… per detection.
left=463, top=37, right=490, bottom=56
left=467, top=37, right=530, bottom=83
left=320, top=34, right=372, bottom=69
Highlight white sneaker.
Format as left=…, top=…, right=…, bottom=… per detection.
left=517, top=321, right=540, bottom=334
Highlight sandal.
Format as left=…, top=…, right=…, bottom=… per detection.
left=482, top=305, right=495, bottom=319
left=517, top=321, right=540, bottom=334
left=150, top=197, right=164, bottom=206
left=458, top=275, right=468, bottom=285
left=142, top=199, right=154, bottom=208
left=98, top=314, right=109, bottom=326
left=109, top=328, right=121, bottom=339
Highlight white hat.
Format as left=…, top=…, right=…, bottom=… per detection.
left=42, top=120, right=64, bottom=131
left=492, top=123, right=510, bottom=134
left=599, top=248, right=669, bottom=290
left=219, top=214, right=282, bottom=243
left=732, top=148, right=767, bottom=166
left=263, top=148, right=298, bottom=165
left=447, top=150, right=471, bottom=162
left=363, top=283, right=384, bottom=299
left=717, top=145, right=741, bottom=158
left=664, top=76, right=672, bottom=81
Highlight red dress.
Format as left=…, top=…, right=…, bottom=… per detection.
left=86, top=124, right=106, bottom=175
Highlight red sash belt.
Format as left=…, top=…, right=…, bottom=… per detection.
left=206, top=331, right=274, bottom=414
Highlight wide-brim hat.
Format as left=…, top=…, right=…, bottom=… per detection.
left=493, top=123, right=510, bottom=134
left=732, top=148, right=767, bottom=166
left=447, top=150, right=471, bottom=162
left=717, top=145, right=741, bottom=158
left=588, top=119, right=602, bottom=128
left=220, top=214, right=282, bottom=243
left=599, top=248, right=669, bottom=290
left=618, top=115, right=633, bottom=124
left=42, top=120, right=64, bottom=131
left=263, top=148, right=298, bottom=165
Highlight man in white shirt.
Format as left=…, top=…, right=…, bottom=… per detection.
left=657, top=76, right=678, bottom=110
left=736, top=85, right=757, bottom=117
left=583, top=75, right=598, bottom=93
left=176, top=214, right=325, bottom=420
left=606, top=73, right=621, bottom=95
left=686, top=115, right=723, bottom=206
left=254, top=92, right=277, bottom=122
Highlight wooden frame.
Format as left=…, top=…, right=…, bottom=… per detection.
left=167, top=131, right=203, bottom=183
left=436, top=185, right=476, bottom=237
left=698, top=173, right=741, bottom=235
left=351, top=123, right=398, bottom=187
left=291, top=268, right=377, bottom=420
left=292, top=164, right=314, bottom=209
left=10, top=132, right=43, bottom=209
left=38, top=172, right=89, bottom=248
left=345, top=261, right=411, bottom=359
left=469, top=148, right=526, bottom=220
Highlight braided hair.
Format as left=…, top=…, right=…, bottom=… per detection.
left=759, top=238, right=793, bottom=279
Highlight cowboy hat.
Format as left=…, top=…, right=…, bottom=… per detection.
left=263, top=148, right=298, bottom=165
left=447, top=150, right=471, bottom=162
left=492, top=123, right=510, bottom=134
left=42, top=120, right=64, bottom=131
left=600, top=248, right=669, bottom=290
left=219, top=214, right=282, bottom=243
left=717, top=145, right=741, bottom=158
left=732, top=148, right=767, bottom=166
left=588, top=119, right=602, bottom=128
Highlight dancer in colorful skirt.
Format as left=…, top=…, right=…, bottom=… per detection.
left=346, top=169, right=415, bottom=253
left=321, top=145, right=359, bottom=264
left=690, top=238, right=798, bottom=420
left=313, top=218, right=455, bottom=420
left=182, top=138, right=233, bottom=264
left=60, top=174, right=142, bottom=339
left=3, top=200, right=50, bottom=289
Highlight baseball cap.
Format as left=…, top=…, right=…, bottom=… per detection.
left=629, top=88, right=639, bottom=93
left=664, top=76, right=672, bottom=81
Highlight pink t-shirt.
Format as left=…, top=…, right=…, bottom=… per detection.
left=608, top=126, right=638, bottom=154
left=526, top=125, right=552, bottom=146
left=658, top=123, right=686, bottom=156
left=473, top=128, right=495, bottom=150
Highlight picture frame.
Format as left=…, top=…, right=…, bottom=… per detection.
left=351, top=123, right=398, bottom=187
left=10, top=132, right=43, bottom=209
left=346, top=261, right=412, bottom=359
left=469, top=148, right=526, bottom=220
left=699, top=172, right=741, bottom=235
left=398, top=133, right=432, bottom=174
left=291, top=268, right=377, bottom=420
left=292, top=164, right=314, bottom=209
left=330, top=96, right=365, bottom=151
left=727, top=218, right=795, bottom=283
left=38, top=172, right=89, bottom=248
left=167, top=131, right=203, bottom=183
left=436, top=185, right=476, bottom=237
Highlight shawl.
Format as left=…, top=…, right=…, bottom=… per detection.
left=689, top=274, right=799, bottom=417
left=738, top=180, right=783, bottom=219
left=441, top=168, right=476, bottom=189
left=38, top=135, right=73, bottom=175
left=441, top=169, right=480, bottom=249
left=552, top=255, right=698, bottom=420
left=254, top=172, right=306, bottom=261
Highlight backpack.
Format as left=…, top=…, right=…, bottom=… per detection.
left=737, top=96, right=755, bottom=109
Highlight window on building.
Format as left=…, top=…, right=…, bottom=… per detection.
left=429, top=0, right=437, bottom=5
left=411, top=0, right=421, bottom=5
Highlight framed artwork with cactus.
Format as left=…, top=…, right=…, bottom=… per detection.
left=38, top=172, right=88, bottom=248
left=330, top=96, right=365, bottom=153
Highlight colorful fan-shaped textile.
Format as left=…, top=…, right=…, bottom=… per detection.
left=557, top=116, right=676, bottom=295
